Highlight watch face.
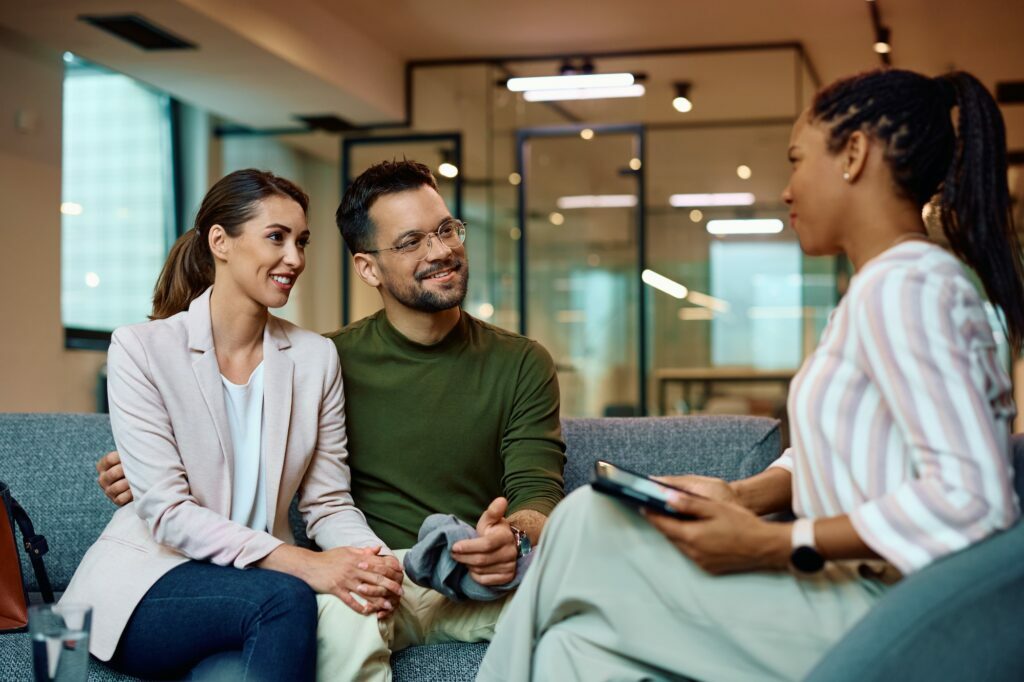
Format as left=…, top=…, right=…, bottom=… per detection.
left=791, top=546, right=825, bottom=573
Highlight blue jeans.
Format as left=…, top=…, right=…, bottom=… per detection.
left=108, top=561, right=317, bottom=681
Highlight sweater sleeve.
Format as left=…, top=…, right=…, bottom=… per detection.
left=846, top=268, right=1018, bottom=574
left=500, top=341, right=566, bottom=517
left=297, top=339, right=389, bottom=553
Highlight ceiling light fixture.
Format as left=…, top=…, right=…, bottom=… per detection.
left=706, top=219, right=784, bottom=235
left=672, top=82, right=693, bottom=113
left=524, top=84, right=646, bottom=102
left=736, top=165, right=752, bottom=180
left=556, top=195, right=638, bottom=209
left=873, top=26, right=891, bottom=54
left=641, top=269, right=689, bottom=299
left=508, top=72, right=635, bottom=92
left=438, top=150, right=459, bottom=179
left=670, top=192, right=755, bottom=207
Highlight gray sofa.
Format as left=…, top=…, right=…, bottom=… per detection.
left=0, top=412, right=780, bottom=681
left=3, top=413, right=1023, bottom=681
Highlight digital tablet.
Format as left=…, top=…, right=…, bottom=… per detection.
left=591, top=460, right=700, bottom=520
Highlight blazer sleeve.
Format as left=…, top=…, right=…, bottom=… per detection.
left=108, top=327, right=284, bottom=568
left=296, top=339, right=389, bottom=552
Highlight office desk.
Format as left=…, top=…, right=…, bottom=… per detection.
left=654, top=367, right=795, bottom=415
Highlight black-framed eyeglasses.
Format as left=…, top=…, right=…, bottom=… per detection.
left=364, top=218, right=467, bottom=261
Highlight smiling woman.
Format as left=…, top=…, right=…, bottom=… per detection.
left=59, top=168, right=404, bottom=681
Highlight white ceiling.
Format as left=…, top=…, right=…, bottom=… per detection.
left=1, top=0, right=1021, bottom=204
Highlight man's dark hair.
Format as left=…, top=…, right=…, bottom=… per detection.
left=336, top=159, right=439, bottom=254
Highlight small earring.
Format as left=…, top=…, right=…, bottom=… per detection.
left=842, top=171, right=851, bottom=181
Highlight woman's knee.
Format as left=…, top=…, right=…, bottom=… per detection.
left=253, top=569, right=318, bottom=628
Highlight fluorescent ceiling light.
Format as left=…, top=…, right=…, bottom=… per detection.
left=507, top=73, right=635, bottom=92
left=556, top=194, right=638, bottom=209
left=685, top=290, right=730, bottom=313
left=523, top=84, right=646, bottom=102
left=641, top=269, right=688, bottom=299
left=669, top=193, right=755, bottom=208
left=678, top=307, right=714, bottom=321
left=706, top=219, right=784, bottom=235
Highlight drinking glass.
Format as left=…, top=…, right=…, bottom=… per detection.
left=29, top=603, right=91, bottom=682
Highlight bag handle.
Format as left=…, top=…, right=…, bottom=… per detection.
left=6, top=495, right=54, bottom=604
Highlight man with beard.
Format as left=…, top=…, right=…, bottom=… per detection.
left=97, top=159, right=565, bottom=680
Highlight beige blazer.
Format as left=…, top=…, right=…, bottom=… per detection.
left=61, top=288, right=384, bottom=661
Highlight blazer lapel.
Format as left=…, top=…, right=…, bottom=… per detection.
left=188, top=288, right=235, bottom=483
left=262, top=316, right=293, bottom=535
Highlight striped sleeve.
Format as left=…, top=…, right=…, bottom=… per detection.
left=768, top=447, right=794, bottom=472
left=847, top=268, right=1019, bottom=574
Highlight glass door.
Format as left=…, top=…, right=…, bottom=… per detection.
left=517, top=125, right=645, bottom=417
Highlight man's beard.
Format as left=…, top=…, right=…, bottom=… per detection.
left=382, top=258, right=469, bottom=313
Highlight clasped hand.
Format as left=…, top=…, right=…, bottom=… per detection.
left=305, top=545, right=404, bottom=619
left=450, top=497, right=518, bottom=586
left=644, top=475, right=790, bottom=575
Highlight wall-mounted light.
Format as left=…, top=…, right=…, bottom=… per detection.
left=706, top=219, right=784, bottom=235
left=669, top=192, right=755, bottom=208
left=672, top=82, right=693, bottom=113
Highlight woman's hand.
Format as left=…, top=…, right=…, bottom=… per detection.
left=655, top=475, right=739, bottom=505
left=260, top=544, right=404, bottom=618
left=643, top=494, right=791, bottom=575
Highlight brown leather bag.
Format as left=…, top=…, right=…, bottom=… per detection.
left=1, top=481, right=53, bottom=633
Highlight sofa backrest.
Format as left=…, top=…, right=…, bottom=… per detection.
left=0, top=412, right=780, bottom=592
left=561, top=415, right=781, bottom=491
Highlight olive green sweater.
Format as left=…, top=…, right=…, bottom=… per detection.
left=326, top=310, right=565, bottom=549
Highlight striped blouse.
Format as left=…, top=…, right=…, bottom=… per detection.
left=770, top=240, right=1019, bottom=574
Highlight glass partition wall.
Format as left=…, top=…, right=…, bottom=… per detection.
left=219, top=45, right=830, bottom=420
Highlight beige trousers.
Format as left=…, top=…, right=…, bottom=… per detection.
left=316, top=549, right=509, bottom=681
left=477, top=487, right=889, bottom=682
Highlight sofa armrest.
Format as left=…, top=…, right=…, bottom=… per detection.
left=807, top=434, right=1024, bottom=681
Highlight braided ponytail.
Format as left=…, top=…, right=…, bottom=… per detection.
left=812, top=69, right=1024, bottom=351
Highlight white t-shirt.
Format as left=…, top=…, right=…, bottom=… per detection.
left=221, top=362, right=268, bottom=532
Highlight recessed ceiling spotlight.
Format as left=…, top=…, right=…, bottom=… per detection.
left=736, top=165, right=752, bottom=180
left=873, top=26, right=892, bottom=54
left=580, top=128, right=595, bottom=141
left=672, top=82, right=693, bottom=113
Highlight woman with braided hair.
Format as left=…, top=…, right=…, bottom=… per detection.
left=478, top=68, right=1024, bottom=681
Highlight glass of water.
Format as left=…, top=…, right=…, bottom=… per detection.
left=29, top=603, right=91, bottom=682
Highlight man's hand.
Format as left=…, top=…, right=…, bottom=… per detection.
left=450, top=497, right=518, bottom=586
left=97, top=451, right=133, bottom=506
left=643, top=493, right=790, bottom=575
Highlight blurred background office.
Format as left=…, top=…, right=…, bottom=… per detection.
left=1, top=1, right=1022, bottom=435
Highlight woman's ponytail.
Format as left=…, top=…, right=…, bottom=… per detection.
left=150, top=228, right=215, bottom=320
left=936, top=72, right=1024, bottom=352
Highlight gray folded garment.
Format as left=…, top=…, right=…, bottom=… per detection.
left=402, top=513, right=533, bottom=602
